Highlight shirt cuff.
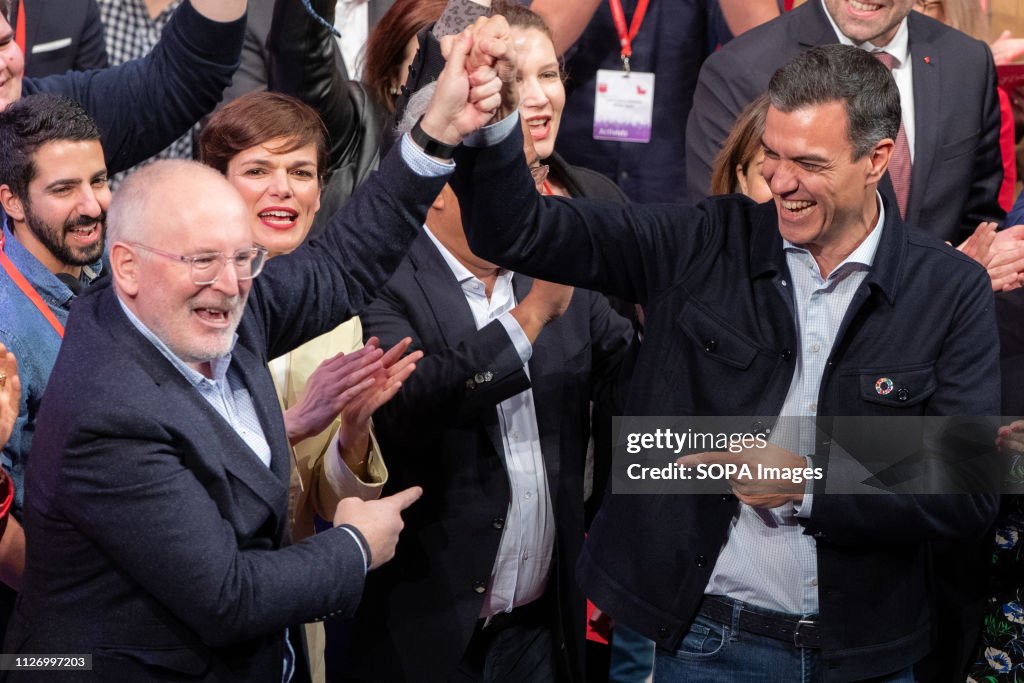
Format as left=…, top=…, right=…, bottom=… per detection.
left=338, top=525, right=370, bottom=574
left=323, top=428, right=387, bottom=501
left=794, top=455, right=815, bottom=518
left=498, top=311, right=533, bottom=364
left=463, top=111, right=520, bottom=148
left=401, top=133, right=455, bottom=175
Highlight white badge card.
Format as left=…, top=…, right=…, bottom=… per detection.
left=593, top=69, right=655, bottom=143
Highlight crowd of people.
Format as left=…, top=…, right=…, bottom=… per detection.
left=0, top=0, right=1023, bottom=681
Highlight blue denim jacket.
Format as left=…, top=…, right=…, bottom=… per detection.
left=0, top=222, right=99, bottom=511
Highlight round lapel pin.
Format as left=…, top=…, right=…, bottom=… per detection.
left=875, top=377, right=894, bottom=396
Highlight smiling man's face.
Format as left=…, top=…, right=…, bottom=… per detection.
left=823, top=0, right=915, bottom=47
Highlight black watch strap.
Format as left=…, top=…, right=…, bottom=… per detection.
left=411, top=117, right=458, bottom=160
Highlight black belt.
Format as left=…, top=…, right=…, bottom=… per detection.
left=697, top=596, right=822, bottom=649
left=478, top=596, right=550, bottom=632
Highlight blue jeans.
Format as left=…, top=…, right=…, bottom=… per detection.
left=654, top=602, right=915, bottom=683
left=609, top=624, right=655, bottom=682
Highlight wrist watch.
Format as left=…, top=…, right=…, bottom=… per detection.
left=411, top=116, right=458, bottom=160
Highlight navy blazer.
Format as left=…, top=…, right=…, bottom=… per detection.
left=4, top=148, right=449, bottom=682
left=350, top=233, right=633, bottom=682
left=685, top=1, right=1004, bottom=244
left=18, top=0, right=108, bottom=78
left=453, top=125, right=1001, bottom=680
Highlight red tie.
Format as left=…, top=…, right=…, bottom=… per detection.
left=873, top=51, right=912, bottom=220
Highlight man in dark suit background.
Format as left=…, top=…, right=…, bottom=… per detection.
left=685, top=0, right=1002, bottom=250
left=5, top=34, right=505, bottom=680
left=347, top=99, right=633, bottom=682
left=10, top=0, right=108, bottom=78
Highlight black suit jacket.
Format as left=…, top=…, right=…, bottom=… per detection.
left=685, top=1, right=1003, bottom=244
left=453, top=126, right=1001, bottom=681
left=17, top=0, right=108, bottom=78
left=3, top=149, right=449, bottom=682
left=349, top=233, right=633, bottom=682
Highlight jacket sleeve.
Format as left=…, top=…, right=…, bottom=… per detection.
left=22, top=0, right=244, bottom=175
left=361, top=276, right=532, bottom=442
left=684, top=46, right=749, bottom=203
left=960, top=45, right=1006, bottom=234
left=57, top=405, right=367, bottom=647
left=74, top=0, right=110, bottom=71
left=455, top=123, right=716, bottom=308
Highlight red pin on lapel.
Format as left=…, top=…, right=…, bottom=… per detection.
left=924, top=56, right=932, bottom=64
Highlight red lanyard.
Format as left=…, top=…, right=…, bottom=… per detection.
left=0, top=231, right=65, bottom=338
left=14, top=0, right=25, bottom=54
left=608, top=0, right=650, bottom=71
left=542, top=180, right=554, bottom=196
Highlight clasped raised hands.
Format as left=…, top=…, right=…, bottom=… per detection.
left=419, top=16, right=518, bottom=147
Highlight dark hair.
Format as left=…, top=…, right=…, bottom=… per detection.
left=768, top=44, right=900, bottom=159
left=711, top=93, right=769, bottom=195
left=0, top=94, right=100, bottom=200
left=199, top=92, right=328, bottom=179
left=362, top=0, right=447, bottom=113
left=0, top=0, right=8, bottom=21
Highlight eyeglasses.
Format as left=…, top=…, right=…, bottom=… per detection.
left=130, top=243, right=268, bottom=286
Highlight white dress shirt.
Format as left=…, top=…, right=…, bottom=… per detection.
left=423, top=227, right=556, bottom=619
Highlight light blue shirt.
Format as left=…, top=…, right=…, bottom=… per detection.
left=0, top=221, right=100, bottom=512
left=705, top=197, right=885, bottom=615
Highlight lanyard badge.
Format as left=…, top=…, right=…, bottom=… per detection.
left=593, top=0, right=655, bottom=143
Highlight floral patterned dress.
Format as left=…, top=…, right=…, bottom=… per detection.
left=968, top=494, right=1024, bottom=682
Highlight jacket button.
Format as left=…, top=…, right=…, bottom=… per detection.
left=658, top=627, right=670, bottom=637
left=781, top=348, right=793, bottom=361
left=703, top=339, right=718, bottom=353
left=897, top=387, right=910, bottom=402
left=492, top=518, right=505, bottom=530
left=695, top=554, right=707, bottom=568
left=721, top=494, right=733, bottom=501
left=473, top=581, right=487, bottom=594
left=813, top=531, right=826, bottom=539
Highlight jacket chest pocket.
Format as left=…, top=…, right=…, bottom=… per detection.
left=843, top=363, right=937, bottom=409
left=678, top=301, right=759, bottom=371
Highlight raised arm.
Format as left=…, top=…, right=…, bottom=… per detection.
left=25, top=0, right=246, bottom=174
left=267, top=0, right=357, bottom=172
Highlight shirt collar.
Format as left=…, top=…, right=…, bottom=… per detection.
left=116, top=295, right=236, bottom=386
left=783, top=192, right=886, bottom=276
left=2, top=219, right=102, bottom=306
left=821, top=0, right=910, bottom=65
left=423, top=226, right=512, bottom=290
